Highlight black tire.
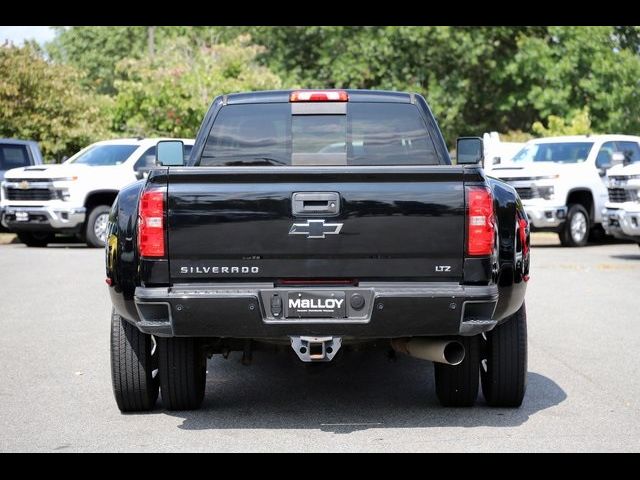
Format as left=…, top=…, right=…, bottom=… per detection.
left=17, top=232, right=54, bottom=247
left=434, top=336, right=480, bottom=407
left=481, top=303, right=527, bottom=407
left=110, top=308, right=159, bottom=412
left=158, top=337, right=207, bottom=411
left=85, top=205, right=111, bottom=248
left=559, top=204, right=589, bottom=247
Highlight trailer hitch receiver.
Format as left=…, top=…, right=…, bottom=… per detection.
left=290, top=336, right=342, bottom=362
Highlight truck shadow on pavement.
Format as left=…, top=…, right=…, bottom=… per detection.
left=163, top=349, right=566, bottom=433
left=610, top=254, right=640, bottom=261
left=532, top=241, right=630, bottom=249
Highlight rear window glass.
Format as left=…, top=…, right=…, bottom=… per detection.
left=349, top=103, right=438, bottom=165
left=0, top=144, right=31, bottom=170
left=199, top=102, right=440, bottom=166
left=202, top=104, right=289, bottom=166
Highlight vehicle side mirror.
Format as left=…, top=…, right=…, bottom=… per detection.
left=157, top=140, right=185, bottom=167
left=596, top=151, right=614, bottom=176
left=456, top=137, right=484, bottom=165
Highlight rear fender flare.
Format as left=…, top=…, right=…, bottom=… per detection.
left=487, top=176, right=529, bottom=320
left=106, top=180, right=146, bottom=322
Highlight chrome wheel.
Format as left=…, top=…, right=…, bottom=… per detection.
left=570, top=211, right=588, bottom=244
left=93, top=212, right=109, bottom=244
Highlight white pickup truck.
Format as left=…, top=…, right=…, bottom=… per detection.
left=490, top=135, right=640, bottom=247
left=602, top=160, right=640, bottom=245
left=1, top=138, right=194, bottom=247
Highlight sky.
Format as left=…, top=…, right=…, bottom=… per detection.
left=0, top=26, right=56, bottom=45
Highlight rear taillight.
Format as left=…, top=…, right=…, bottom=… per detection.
left=466, top=186, right=495, bottom=256
left=138, top=189, right=165, bottom=257
left=290, top=90, right=349, bottom=102
left=518, top=215, right=529, bottom=257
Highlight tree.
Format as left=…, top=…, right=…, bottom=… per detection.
left=40, top=26, right=640, bottom=146
left=0, top=43, right=111, bottom=161
left=226, top=26, right=640, bottom=141
left=532, top=107, right=593, bottom=136
left=110, top=35, right=283, bottom=138
left=47, top=26, right=230, bottom=94
left=47, top=27, right=149, bottom=94
left=508, top=26, right=640, bottom=136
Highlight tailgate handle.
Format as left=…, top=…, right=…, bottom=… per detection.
left=292, top=192, right=340, bottom=216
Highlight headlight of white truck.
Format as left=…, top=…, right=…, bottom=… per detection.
left=52, top=177, right=78, bottom=202
left=52, top=176, right=78, bottom=182
left=532, top=175, right=558, bottom=200
left=56, top=188, right=71, bottom=201
left=537, top=185, right=555, bottom=200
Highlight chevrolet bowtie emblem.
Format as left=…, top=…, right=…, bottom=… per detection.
left=289, top=219, right=343, bottom=239
left=19, top=180, right=29, bottom=190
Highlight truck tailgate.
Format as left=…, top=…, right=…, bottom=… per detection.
left=167, top=166, right=465, bottom=281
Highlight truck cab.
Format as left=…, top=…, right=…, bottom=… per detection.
left=1, top=138, right=194, bottom=247
left=0, top=139, right=44, bottom=232
left=490, top=135, right=640, bottom=246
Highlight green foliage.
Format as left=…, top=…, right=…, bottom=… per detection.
left=501, top=130, right=534, bottom=142
left=508, top=27, right=640, bottom=136
left=46, top=27, right=233, bottom=94
left=0, top=43, right=111, bottom=161
left=5, top=26, right=640, bottom=154
left=532, top=107, right=593, bottom=137
left=47, top=27, right=149, bottom=94
left=111, top=36, right=282, bottom=138
left=232, top=26, right=640, bottom=143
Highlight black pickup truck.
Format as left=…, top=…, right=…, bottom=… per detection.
left=106, top=90, right=530, bottom=412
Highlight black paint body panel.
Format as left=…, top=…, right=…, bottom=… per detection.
left=166, top=167, right=465, bottom=281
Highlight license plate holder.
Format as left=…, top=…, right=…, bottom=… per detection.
left=286, top=291, right=346, bottom=319
left=15, top=211, right=29, bottom=222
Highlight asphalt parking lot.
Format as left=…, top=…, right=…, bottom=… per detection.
left=1, top=234, right=639, bottom=452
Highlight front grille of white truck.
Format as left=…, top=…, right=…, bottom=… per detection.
left=608, top=188, right=637, bottom=203
left=6, top=187, right=57, bottom=201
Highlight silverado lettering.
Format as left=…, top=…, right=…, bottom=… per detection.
left=179, top=266, right=260, bottom=274
left=106, top=89, right=531, bottom=413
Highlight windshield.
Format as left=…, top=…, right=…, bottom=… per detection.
left=67, top=144, right=138, bottom=166
left=512, top=142, right=594, bottom=164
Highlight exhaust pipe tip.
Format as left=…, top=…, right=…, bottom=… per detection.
left=443, top=341, right=465, bottom=366
left=391, top=337, right=466, bottom=365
